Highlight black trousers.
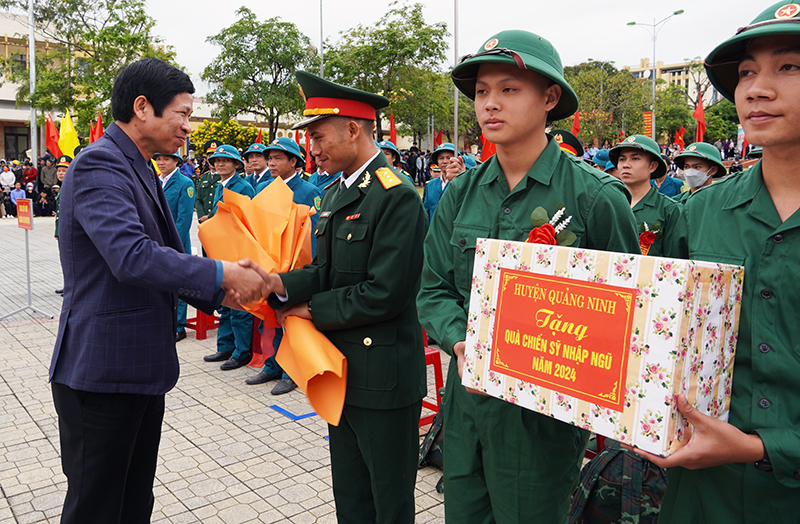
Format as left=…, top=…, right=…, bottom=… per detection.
left=328, top=400, right=422, bottom=524
left=51, top=383, right=165, bottom=524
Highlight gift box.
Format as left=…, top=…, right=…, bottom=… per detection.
left=462, top=238, right=743, bottom=456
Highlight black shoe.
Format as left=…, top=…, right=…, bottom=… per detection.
left=271, top=378, right=297, bottom=395
left=55, top=288, right=63, bottom=295
left=176, top=330, right=187, bottom=342
left=245, top=371, right=282, bottom=385
left=220, top=352, right=252, bottom=371
left=203, top=351, right=232, bottom=362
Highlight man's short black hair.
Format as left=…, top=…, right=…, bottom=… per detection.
left=111, top=58, right=194, bottom=123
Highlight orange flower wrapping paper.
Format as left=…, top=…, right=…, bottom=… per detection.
left=462, top=238, right=744, bottom=457
left=198, top=178, right=347, bottom=425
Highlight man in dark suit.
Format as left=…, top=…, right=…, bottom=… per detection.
left=50, top=57, right=267, bottom=524
left=249, top=71, right=428, bottom=524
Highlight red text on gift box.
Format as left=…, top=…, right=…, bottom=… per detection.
left=490, top=269, right=636, bottom=411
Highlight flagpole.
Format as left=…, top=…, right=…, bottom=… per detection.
left=319, top=0, right=324, bottom=77
left=28, top=0, right=38, bottom=166
left=453, top=0, right=459, bottom=156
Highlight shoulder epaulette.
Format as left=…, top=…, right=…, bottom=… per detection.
left=375, top=167, right=402, bottom=189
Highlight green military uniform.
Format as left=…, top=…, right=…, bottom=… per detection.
left=631, top=185, right=688, bottom=258
left=418, top=138, right=641, bottom=523
left=195, top=170, right=220, bottom=219
left=672, top=189, right=691, bottom=205
left=268, top=71, right=428, bottom=524
left=661, top=164, right=800, bottom=523
left=659, top=4, right=800, bottom=522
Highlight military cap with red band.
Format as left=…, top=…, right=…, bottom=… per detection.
left=292, top=70, right=390, bottom=130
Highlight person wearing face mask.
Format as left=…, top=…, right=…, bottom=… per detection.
left=609, top=134, right=688, bottom=258
left=672, top=142, right=727, bottom=205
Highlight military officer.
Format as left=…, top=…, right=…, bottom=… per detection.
left=416, top=30, right=640, bottom=523
left=243, top=142, right=270, bottom=190
left=671, top=142, right=726, bottom=204
left=246, top=137, right=323, bottom=394
left=549, top=128, right=584, bottom=158
left=201, top=144, right=256, bottom=370
left=195, top=141, right=221, bottom=236
left=154, top=151, right=196, bottom=341
left=610, top=135, right=688, bottom=258
left=632, top=4, right=800, bottom=523
left=246, top=70, right=427, bottom=524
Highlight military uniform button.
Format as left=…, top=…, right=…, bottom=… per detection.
left=363, top=337, right=372, bottom=346
left=503, top=207, right=512, bottom=215
left=758, top=343, right=771, bottom=353
left=758, top=398, right=771, bottom=409
left=347, top=233, right=352, bottom=241
left=459, top=239, right=466, bottom=247
left=314, top=229, right=319, bottom=235
left=178, top=287, right=184, bottom=294
left=773, top=234, right=784, bottom=244
left=760, top=289, right=773, bottom=299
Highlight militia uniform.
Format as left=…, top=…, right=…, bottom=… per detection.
left=417, top=30, right=641, bottom=524
left=157, top=151, right=196, bottom=337
left=307, top=170, right=342, bottom=192
left=268, top=71, right=427, bottom=524
left=243, top=142, right=271, bottom=190
left=422, top=168, right=447, bottom=221
left=672, top=142, right=728, bottom=205
left=659, top=3, right=800, bottom=522
left=610, top=135, right=689, bottom=258
left=204, top=145, right=255, bottom=369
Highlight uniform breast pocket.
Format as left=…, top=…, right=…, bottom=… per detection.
left=334, top=221, right=370, bottom=273
left=450, top=224, right=490, bottom=293
left=314, top=217, right=330, bottom=266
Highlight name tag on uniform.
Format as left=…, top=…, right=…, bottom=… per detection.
left=320, top=211, right=331, bottom=218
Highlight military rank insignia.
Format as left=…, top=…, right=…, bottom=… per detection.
left=358, top=172, right=371, bottom=188
left=187, top=187, right=194, bottom=198
left=314, top=196, right=321, bottom=211
left=375, top=167, right=402, bottom=189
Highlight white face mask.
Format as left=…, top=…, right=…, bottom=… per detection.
left=683, top=167, right=711, bottom=188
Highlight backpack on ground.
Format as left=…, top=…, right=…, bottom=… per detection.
left=568, top=439, right=667, bottom=524
left=418, top=389, right=445, bottom=493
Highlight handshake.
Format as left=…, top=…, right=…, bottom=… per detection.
left=219, top=259, right=285, bottom=308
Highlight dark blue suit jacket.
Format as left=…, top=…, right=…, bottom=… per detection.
left=50, top=123, right=221, bottom=395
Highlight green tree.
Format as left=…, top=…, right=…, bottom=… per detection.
left=551, top=61, right=650, bottom=147
left=201, top=7, right=315, bottom=142
left=704, top=99, right=739, bottom=142
left=324, top=2, right=449, bottom=140
left=0, top=0, right=175, bottom=138
left=655, top=83, right=693, bottom=140
left=190, top=120, right=259, bottom=152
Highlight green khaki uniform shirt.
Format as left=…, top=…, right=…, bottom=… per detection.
left=194, top=171, right=220, bottom=218
left=672, top=189, right=691, bottom=205
left=417, top=137, right=641, bottom=523
left=660, top=163, right=800, bottom=524
left=631, top=185, right=689, bottom=258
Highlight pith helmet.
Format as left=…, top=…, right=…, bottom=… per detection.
left=451, top=30, right=578, bottom=121
left=705, top=2, right=800, bottom=101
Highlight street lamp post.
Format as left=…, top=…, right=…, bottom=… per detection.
left=627, top=9, right=684, bottom=140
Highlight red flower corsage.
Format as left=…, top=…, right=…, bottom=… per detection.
left=526, top=207, right=575, bottom=246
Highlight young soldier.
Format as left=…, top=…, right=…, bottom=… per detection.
left=634, top=4, right=800, bottom=523
left=154, top=151, right=196, bottom=342
left=416, top=30, right=640, bottom=523
left=201, top=145, right=256, bottom=370
left=610, top=135, right=688, bottom=258
left=247, top=70, right=427, bottom=524
left=672, top=142, right=726, bottom=204
left=243, top=142, right=270, bottom=190
left=246, top=137, right=323, bottom=394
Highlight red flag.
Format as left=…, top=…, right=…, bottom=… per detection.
left=45, top=114, right=62, bottom=157
left=89, top=120, right=95, bottom=142
left=92, top=109, right=104, bottom=142
left=693, top=99, right=706, bottom=143
left=389, top=109, right=397, bottom=145
left=255, top=128, right=263, bottom=144
left=742, top=135, right=749, bottom=157
left=618, top=129, right=625, bottom=142
left=571, top=111, right=580, bottom=136
left=675, top=125, right=686, bottom=151
left=294, top=129, right=302, bottom=147
left=434, top=129, right=443, bottom=148
left=479, top=132, right=496, bottom=162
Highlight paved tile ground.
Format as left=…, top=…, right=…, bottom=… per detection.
left=0, top=215, right=446, bottom=523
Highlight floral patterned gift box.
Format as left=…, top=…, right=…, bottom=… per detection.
left=462, top=238, right=743, bottom=457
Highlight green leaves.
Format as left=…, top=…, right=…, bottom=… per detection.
left=530, top=206, right=550, bottom=228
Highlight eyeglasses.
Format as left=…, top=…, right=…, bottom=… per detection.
left=458, top=47, right=527, bottom=70
left=736, top=17, right=800, bottom=35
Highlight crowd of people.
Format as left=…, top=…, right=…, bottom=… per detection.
left=38, top=2, right=800, bottom=523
